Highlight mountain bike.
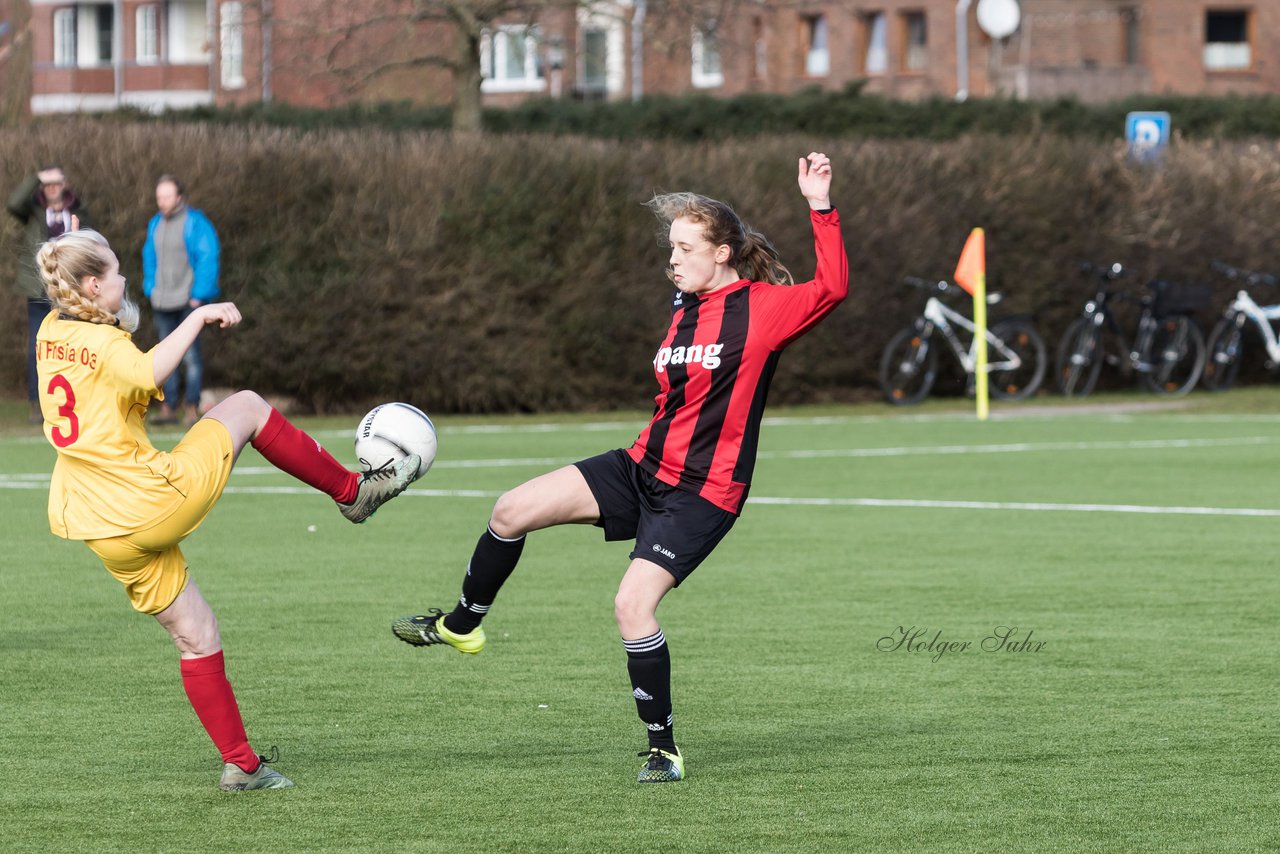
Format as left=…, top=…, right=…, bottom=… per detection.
left=1056, top=262, right=1208, bottom=397
left=879, top=277, right=1046, bottom=405
left=1202, top=261, right=1280, bottom=391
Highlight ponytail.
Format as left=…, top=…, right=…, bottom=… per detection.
left=737, top=230, right=794, bottom=286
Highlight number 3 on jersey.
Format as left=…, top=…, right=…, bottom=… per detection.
left=47, top=373, right=80, bottom=447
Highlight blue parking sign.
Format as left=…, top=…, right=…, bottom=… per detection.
left=1126, top=111, right=1171, bottom=160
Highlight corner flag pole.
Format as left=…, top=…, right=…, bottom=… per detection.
left=954, top=228, right=988, bottom=421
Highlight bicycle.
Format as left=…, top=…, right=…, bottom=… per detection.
left=1202, top=261, right=1280, bottom=391
left=1055, top=262, right=1208, bottom=397
left=879, top=276, right=1046, bottom=405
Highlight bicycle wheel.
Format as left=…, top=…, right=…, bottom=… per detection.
left=1202, top=316, right=1244, bottom=392
left=1055, top=317, right=1104, bottom=397
left=879, top=325, right=939, bottom=405
left=988, top=318, right=1046, bottom=401
left=1141, top=316, right=1206, bottom=396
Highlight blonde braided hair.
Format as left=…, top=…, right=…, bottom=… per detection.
left=36, top=230, right=139, bottom=332
left=647, top=192, right=794, bottom=286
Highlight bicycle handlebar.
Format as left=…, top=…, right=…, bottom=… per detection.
left=1211, top=260, right=1279, bottom=288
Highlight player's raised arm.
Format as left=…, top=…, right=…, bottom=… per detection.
left=798, top=152, right=833, bottom=210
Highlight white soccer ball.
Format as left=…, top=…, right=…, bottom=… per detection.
left=354, top=402, right=437, bottom=481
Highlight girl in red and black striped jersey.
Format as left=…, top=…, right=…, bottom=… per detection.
left=394, top=153, right=848, bottom=783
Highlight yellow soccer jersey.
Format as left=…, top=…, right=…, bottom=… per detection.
left=36, top=312, right=184, bottom=540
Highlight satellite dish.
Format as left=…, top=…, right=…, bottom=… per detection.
left=977, top=0, right=1021, bottom=40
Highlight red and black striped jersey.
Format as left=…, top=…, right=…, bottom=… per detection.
left=627, top=208, right=849, bottom=514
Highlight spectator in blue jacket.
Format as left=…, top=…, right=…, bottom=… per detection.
left=143, top=175, right=220, bottom=426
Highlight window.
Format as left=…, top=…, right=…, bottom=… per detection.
left=136, top=5, right=159, bottom=63
left=1204, top=10, right=1250, bottom=70
left=863, top=11, right=887, bottom=74
left=901, top=11, right=926, bottom=72
left=220, top=2, right=244, bottom=88
left=481, top=26, right=543, bottom=92
left=53, top=8, right=76, bottom=67
left=95, top=5, right=113, bottom=63
left=580, top=27, right=608, bottom=91
left=691, top=23, right=723, bottom=88
left=803, top=14, right=828, bottom=77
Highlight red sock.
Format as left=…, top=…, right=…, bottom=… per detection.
left=252, top=408, right=358, bottom=504
left=180, top=650, right=260, bottom=773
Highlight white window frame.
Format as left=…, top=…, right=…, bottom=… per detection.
left=136, top=4, right=159, bottom=64
left=53, top=8, right=76, bottom=68
left=220, top=2, right=244, bottom=89
left=691, top=24, right=723, bottom=88
left=805, top=14, right=829, bottom=77
left=576, top=7, right=625, bottom=97
left=480, top=25, right=544, bottom=93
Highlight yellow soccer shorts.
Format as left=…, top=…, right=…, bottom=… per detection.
left=85, top=419, right=235, bottom=615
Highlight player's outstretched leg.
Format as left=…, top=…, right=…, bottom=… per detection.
left=205, top=393, right=418, bottom=524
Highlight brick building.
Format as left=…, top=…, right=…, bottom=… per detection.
left=11, top=0, right=1280, bottom=115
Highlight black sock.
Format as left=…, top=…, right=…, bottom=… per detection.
left=444, top=525, right=526, bottom=633
left=624, top=630, right=676, bottom=752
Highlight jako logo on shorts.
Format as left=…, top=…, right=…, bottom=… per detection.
left=654, top=343, right=724, bottom=374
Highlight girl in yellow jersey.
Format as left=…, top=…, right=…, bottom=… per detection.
left=34, top=230, right=420, bottom=792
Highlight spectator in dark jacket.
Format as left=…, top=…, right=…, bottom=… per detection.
left=7, top=165, right=91, bottom=423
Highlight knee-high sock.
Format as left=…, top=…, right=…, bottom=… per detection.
left=251, top=408, right=358, bottom=504
left=625, top=630, right=676, bottom=752
left=180, top=650, right=260, bottom=773
left=444, top=526, right=526, bottom=633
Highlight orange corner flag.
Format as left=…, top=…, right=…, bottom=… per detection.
left=954, top=229, right=986, bottom=296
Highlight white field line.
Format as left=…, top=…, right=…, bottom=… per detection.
left=0, top=408, right=1205, bottom=446
left=2, top=480, right=1275, bottom=518
left=5, top=435, right=1280, bottom=516
left=8, top=407, right=1280, bottom=449
left=211, top=435, right=1280, bottom=475
left=3, top=435, right=1278, bottom=483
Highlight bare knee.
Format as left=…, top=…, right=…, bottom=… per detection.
left=489, top=490, right=530, bottom=539
left=170, top=615, right=222, bottom=657
left=614, top=590, right=657, bottom=637
left=227, top=390, right=270, bottom=421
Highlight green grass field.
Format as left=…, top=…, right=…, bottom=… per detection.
left=2, top=393, right=1278, bottom=852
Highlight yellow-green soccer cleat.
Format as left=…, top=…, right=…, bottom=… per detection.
left=218, top=751, right=294, bottom=792
left=637, top=748, right=684, bottom=783
left=338, top=454, right=421, bottom=524
left=392, top=608, right=486, bottom=655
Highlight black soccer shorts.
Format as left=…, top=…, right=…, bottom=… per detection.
left=573, top=449, right=737, bottom=585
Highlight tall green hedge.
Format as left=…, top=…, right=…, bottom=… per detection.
left=107, top=90, right=1280, bottom=142
left=3, top=121, right=1279, bottom=412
